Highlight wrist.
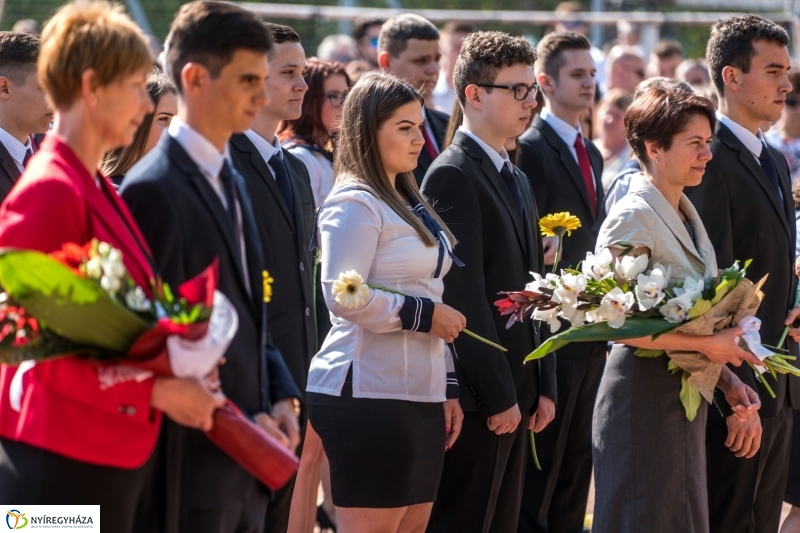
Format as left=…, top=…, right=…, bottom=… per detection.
left=274, top=397, right=301, bottom=417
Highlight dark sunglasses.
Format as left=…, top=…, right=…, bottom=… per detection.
left=476, top=83, right=539, bottom=101
left=321, top=90, right=348, bottom=108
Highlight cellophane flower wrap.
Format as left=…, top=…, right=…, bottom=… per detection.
left=496, top=251, right=800, bottom=421
left=0, top=239, right=299, bottom=490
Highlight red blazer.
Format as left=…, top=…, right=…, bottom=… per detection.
left=0, top=134, right=162, bottom=469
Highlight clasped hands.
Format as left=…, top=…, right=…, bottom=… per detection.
left=486, top=397, right=556, bottom=436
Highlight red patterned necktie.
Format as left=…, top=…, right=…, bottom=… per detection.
left=421, top=127, right=439, bottom=161
left=574, top=133, right=596, bottom=218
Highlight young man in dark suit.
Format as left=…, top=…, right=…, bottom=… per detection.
left=516, top=31, right=605, bottom=533
left=0, top=31, right=52, bottom=203
left=685, top=15, right=800, bottom=533
left=421, top=31, right=556, bottom=533
left=228, top=22, right=316, bottom=533
left=378, top=14, right=450, bottom=185
left=120, top=3, right=301, bottom=532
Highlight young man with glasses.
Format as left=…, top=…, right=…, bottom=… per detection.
left=352, top=17, right=383, bottom=69
left=378, top=13, right=450, bottom=185
left=227, top=22, right=315, bottom=533
left=420, top=31, right=556, bottom=533
left=516, top=31, right=605, bottom=533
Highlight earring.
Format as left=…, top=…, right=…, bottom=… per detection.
left=655, top=157, right=660, bottom=164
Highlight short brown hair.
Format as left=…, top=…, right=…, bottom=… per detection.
left=440, top=22, right=479, bottom=36
left=166, top=1, right=272, bottom=93
left=378, top=14, right=438, bottom=58
left=39, top=0, right=152, bottom=110
left=535, top=31, right=591, bottom=79
left=0, top=32, right=39, bottom=85
left=652, top=39, right=683, bottom=60
left=624, top=87, right=716, bottom=166
left=706, top=15, right=789, bottom=96
left=454, top=31, right=537, bottom=108
left=264, top=22, right=300, bottom=45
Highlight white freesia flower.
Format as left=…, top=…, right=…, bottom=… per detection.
left=85, top=256, right=103, bottom=279
left=595, top=287, right=635, bottom=328
left=582, top=249, right=614, bottom=281
left=616, top=253, right=649, bottom=280
left=635, top=264, right=671, bottom=310
left=124, top=286, right=151, bottom=312
left=97, top=242, right=111, bottom=256
left=100, top=274, right=121, bottom=294
left=560, top=303, right=586, bottom=327
left=533, top=307, right=561, bottom=333
left=102, top=259, right=126, bottom=279
left=332, top=270, right=371, bottom=309
left=659, top=292, right=695, bottom=323
left=525, top=272, right=559, bottom=292
left=552, top=272, right=587, bottom=306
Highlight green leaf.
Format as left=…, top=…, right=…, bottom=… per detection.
left=634, top=348, right=666, bottom=357
left=710, top=279, right=731, bottom=305
left=667, top=359, right=680, bottom=373
left=680, top=371, right=702, bottom=421
left=0, top=249, right=151, bottom=353
left=525, top=317, right=676, bottom=361
left=688, top=299, right=712, bottom=320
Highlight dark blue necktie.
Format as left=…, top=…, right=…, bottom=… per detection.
left=269, top=151, right=294, bottom=217
left=219, top=160, right=239, bottom=228
left=759, top=142, right=783, bottom=202
left=22, top=148, right=32, bottom=169
left=500, top=162, right=524, bottom=222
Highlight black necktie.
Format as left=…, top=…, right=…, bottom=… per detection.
left=759, top=142, right=783, bottom=202
left=268, top=151, right=294, bottom=217
left=22, top=148, right=32, bottom=169
left=219, top=160, right=239, bottom=228
left=500, top=162, right=524, bottom=222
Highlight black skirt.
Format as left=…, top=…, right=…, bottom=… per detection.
left=307, top=369, right=446, bottom=508
left=785, top=410, right=800, bottom=506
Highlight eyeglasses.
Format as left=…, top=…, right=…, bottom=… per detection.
left=787, top=97, right=799, bottom=108
left=369, top=37, right=379, bottom=48
left=475, top=83, right=539, bottom=101
left=321, top=90, right=348, bottom=108
left=622, top=64, right=646, bottom=79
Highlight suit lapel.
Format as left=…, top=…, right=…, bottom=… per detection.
left=283, top=149, right=307, bottom=251
left=455, top=132, right=527, bottom=255
left=717, top=123, right=791, bottom=240
left=230, top=134, right=295, bottom=230
left=0, top=141, right=21, bottom=192
left=536, top=117, right=596, bottom=220
left=232, top=166, right=264, bottom=315
left=164, top=136, right=251, bottom=297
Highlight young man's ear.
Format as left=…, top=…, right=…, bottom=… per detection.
left=377, top=51, right=391, bottom=71
left=464, top=84, right=482, bottom=109
left=0, top=77, right=10, bottom=100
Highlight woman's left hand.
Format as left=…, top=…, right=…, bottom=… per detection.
left=717, top=367, right=761, bottom=421
left=443, top=399, right=463, bottom=451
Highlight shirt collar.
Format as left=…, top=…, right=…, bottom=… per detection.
left=458, top=125, right=511, bottom=172
left=541, top=108, right=582, bottom=147
left=716, top=112, right=765, bottom=158
left=168, top=116, right=231, bottom=178
left=243, top=129, right=282, bottom=162
left=0, top=127, right=30, bottom=167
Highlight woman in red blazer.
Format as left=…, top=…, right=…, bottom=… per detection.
left=0, top=2, right=224, bottom=529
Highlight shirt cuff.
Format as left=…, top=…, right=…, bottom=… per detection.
left=399, top=296, right=434, bottom=333
left=446, top=371, right=460, bottom=399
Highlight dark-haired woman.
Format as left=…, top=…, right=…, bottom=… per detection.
left=279, top=58, right=351, bottom=206
left=306, top=71, right=464, bottom=533
left=101, top=69, right=177, bottom=186
left=591, top=87, right=762, bottom=533
left=0, top=3, right=222, bottom=531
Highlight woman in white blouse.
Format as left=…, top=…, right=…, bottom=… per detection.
left=305, top=71, right=465, bottom=533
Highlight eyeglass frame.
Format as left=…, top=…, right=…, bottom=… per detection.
left=474, top=83, right=540, bottom=101
left=319, top=90, right=349, bottom=108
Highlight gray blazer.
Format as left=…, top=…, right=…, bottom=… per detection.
left=597, top=174, right=718, bottom=283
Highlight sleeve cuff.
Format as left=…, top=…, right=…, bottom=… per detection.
left=446, top=371, right=460, bottom=399
left=399, top=296, right=434, bottom=333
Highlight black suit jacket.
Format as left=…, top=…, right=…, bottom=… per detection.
left=518, top=114, right=605, bottom=269
left=517, top=115, right=606, bottom=361
left=685, top=121, right=800, bottom=419
left=120, top=134, right=301, bottom=507
left=421, top=130, right=556, bottom=417
left=229, top=134, right=317, bottom=394
left=413, top=107, right=449, bottom=186
left=0, top=140, right=22, bottom=204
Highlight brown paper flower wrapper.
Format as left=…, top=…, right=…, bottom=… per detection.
left=665, top=275, right=768, bottom=402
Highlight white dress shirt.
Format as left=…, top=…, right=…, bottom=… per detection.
left=168, top=117, right=251, bottom=292
left=286, top=144, right=334, bottom=206
left=458, top=126, right=510, bottom=172
left=432, top=75, right=456, bottom=114
left=306, top=187, right=455, bottom=402
left=0, top=127, right=31, bottom=173
left=243, top=129, right=283, bottom=179
left=541, top=108, right=598, bottom=182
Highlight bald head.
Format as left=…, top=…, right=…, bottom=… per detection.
left=606, top=44, right=646, bottom=93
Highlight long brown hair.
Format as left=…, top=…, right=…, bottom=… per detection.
left=101, top=69, right=176, bottom=177
left=278, top=58, right=351, bottom=149
left=334, top=71, right=457, bottom=248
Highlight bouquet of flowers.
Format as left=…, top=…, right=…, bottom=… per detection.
left=496, top=213, right=800, bottom=421
left=0, top=239, right=299, bottom=490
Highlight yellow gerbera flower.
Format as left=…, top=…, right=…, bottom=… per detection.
left=539, top=212, right=582, bottom=237
left=332, top=270, right=370, bottom=309
left=262, top=270, right=274, bottom=303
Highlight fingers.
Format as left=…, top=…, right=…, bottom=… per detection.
left=734, top=433, right=754, bottom=458
left=527, top=414, right=537, bottom=431
left=445, top=406, right=463, bottom=450
left=486, top=415, right=499, bottom=433
left=745, top=431, right=762, bottom=459
left=789, top=327, right=800, bottom=342
left=727, top=427, right=745, bottom=453
left=786, top=305, right=800, bottom=326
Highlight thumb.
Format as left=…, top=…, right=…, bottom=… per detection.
left=786, top=306, right=800, bottom=325
left=729, top=326, right=744, bottom=337
left=527, top=414, right=537, bottom=431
